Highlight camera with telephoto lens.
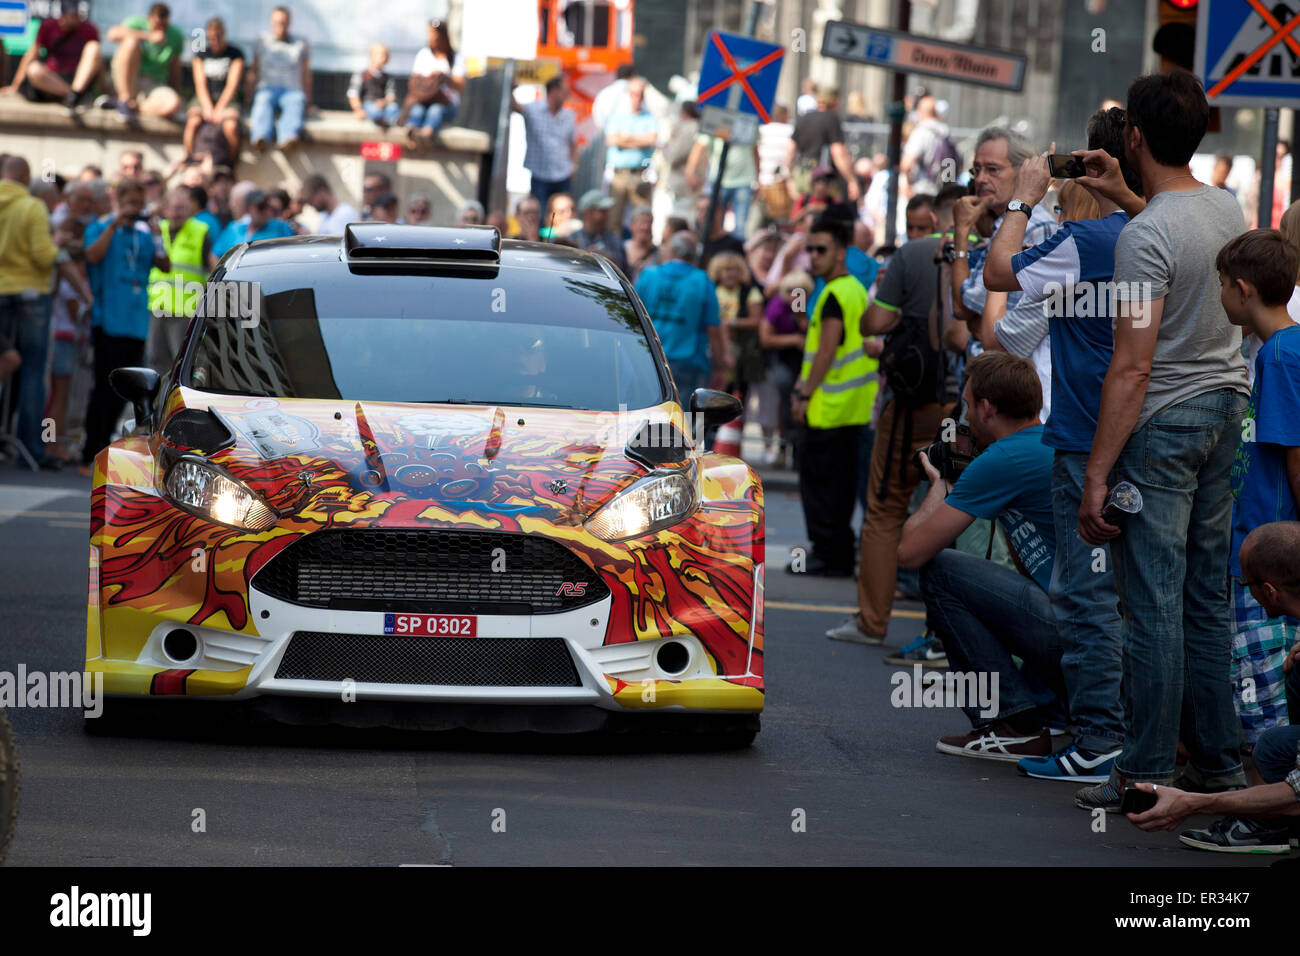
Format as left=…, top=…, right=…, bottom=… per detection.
left=916, top=422, right=978, bottom=483
left=938, top=240, right=957, bottom=264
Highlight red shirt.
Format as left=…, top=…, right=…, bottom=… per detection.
left=37, top=18, right=99, bottom=75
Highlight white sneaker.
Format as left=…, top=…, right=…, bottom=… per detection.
left=825, top=617, right=884, bottom=645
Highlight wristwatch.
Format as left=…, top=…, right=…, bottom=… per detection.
left=952, top=249, right=969, bottom=260
left=1005, top=198, right=1032, bottom=217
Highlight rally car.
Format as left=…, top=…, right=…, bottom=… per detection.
left=86, top=225, right=764, bottom=742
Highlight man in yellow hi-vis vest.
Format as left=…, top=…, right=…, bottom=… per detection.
left=790, top=217, right=878, bottom=577
left=147, top=187, right=213, bottom=372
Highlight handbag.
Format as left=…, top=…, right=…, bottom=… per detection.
left=759, top=181, right=792, bottom=221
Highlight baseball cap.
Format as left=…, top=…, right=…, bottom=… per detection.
left=578, top=190, right=615, bottom=213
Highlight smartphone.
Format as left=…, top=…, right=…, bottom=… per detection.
left=1048, top=153, right=1085, bottom=178
left=1120, top=786, right=1158, bottom=814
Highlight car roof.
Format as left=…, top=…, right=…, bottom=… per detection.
left=219, top=234, right=622, bottom=282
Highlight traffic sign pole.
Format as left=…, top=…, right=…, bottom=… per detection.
left=883, top=0, right=912, bottom=248
left=1260, top=106, right=1278, bottom=228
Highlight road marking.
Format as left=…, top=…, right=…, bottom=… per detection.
left=768, top=599, right=924, bottom=619
left=0, top=485, right=83, bottom=525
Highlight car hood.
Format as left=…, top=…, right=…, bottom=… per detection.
left=157, top=388, right=694, bottom=525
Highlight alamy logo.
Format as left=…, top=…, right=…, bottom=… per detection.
left=50, top=886, right=151, bottom=936
left=1041, top=275, right=1155, bottom=322
left=890, top=664, right=999, bottom=719
left=0, top=666, right=103, bottom=718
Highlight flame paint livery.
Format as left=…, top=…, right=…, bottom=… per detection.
left=87, top=387, right=765, bottom=717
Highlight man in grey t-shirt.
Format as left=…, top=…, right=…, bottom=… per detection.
left=246, top=6, right=310, bottom=150
left=1075, top=71, right=1251, bottom=810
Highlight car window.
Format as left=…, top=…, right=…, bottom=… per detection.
left=186, top=270, right=666, bottom=410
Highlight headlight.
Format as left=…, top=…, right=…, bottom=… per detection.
left=164, top=457, right=278, bottom=531
left=585, top=468, right=697, bottom=541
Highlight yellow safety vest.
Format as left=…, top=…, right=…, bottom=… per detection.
left=800, top=274, right=878, bottom=429
left=148, top=217, right=208, bottom=317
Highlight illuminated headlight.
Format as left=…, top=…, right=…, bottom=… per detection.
left=165, top=457, right=278, bottom=531
left=586, top=469, right=697, bottom=541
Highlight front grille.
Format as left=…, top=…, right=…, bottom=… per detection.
left=274, top=632, right=581, bottom=686
left=252, top=529, right=609, bottom=613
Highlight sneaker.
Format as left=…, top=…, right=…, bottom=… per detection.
left=1074, top=775, right=1124, bottom=813
left=94, top=93, right=116, bottom=110
left=63, top=89, right=81, bottom=112
left=116, top=99, right=137, bottom=119
left=1019, top=743, right=1120, bottom=783
left=825, top=616, right=885, bottom=645
left=936, top=723, right=1051, bottom=763
left=1179, top=817, right=1294, bottom=854
left=883, top=631, right=947, bottom=668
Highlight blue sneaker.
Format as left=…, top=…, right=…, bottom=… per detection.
left=1019, top=742, right=1119, bottom=784
left=883, top=630, right=947, bottom=669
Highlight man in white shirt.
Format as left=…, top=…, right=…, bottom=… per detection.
left=511, top=76, right=577, bottom=212
left=297, top=173, right=357, bottom=234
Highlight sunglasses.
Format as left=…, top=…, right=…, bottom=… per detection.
left=807, top=244, right=831, bottom=254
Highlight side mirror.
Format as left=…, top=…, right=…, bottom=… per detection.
left=109, top=367, right=162, bottom=433
left=689, top=388, right=742, bottom=430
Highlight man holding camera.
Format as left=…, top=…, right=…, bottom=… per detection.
left=897, top=352, right=1066, bottom=762
left=1075, top=72, right=1251, bottom=811
left=825, top=184, right=962, bottom=643
left=979, top=107, right=1139, bottom=784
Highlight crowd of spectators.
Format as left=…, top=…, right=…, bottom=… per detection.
left=1, top=5, right=468, bottom=163
left=0, top=31, right=1298, bottom=854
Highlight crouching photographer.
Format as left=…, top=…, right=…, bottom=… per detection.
left=897, top=352, right=1068, bottom=763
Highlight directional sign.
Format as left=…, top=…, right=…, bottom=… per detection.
left=821, top=20, right=1026, bottom=92
left=696, top=30, right=784, bottom=122
left=1195, top=0, right=1300, bottom=107
left=0, top=1, right=28, bottom=36
left=698, top=105, right=758, bottom=146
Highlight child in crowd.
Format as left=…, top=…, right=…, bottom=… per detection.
left=347, top=43, right=399, bottom=128
left=1218, top=229, right=1300, bottom=750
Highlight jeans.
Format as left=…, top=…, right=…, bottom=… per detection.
left=529, top=176, right=572, bottom=213
left=250, top=87, right=305, bottom=143
left=667, top=360, right=707, bottom=410
left=363, top=99, right=401, bottom=125
left=1050, top=450, right=1125, bottom=753
left=0, top=291, right=51, bottom=463
left=1253, top=723, right=1300, bottom=783
left=1109, top=387, right=1249, bottom=783
left=406, top=100, right=458, bottom=132
left=719, top=184, right=755, bottom=239
left=921, top=547, right=1068, bottom=729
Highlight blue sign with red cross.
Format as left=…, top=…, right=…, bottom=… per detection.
left=696, top=30, right=784, bottom=123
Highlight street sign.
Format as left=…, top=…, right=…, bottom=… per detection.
left=1195, top=0, right=1300, bottom=107
left=696, top=30, right=784, bottom=122
left=0, top=1, right=28, bottom=36
left=698, top=105, right=758, bottom=146
left=820, top=20, right=1027, bottom=92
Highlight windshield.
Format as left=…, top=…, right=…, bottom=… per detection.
left=185, top=268, right=666, bottom=410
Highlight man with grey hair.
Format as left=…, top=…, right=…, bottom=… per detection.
left=457, top=199, right=485, bottom=226
left=949, top=127, right=1057, bottom=328
left=29, top=178, right=62, bottom=215
left=634, top=229, right=730, bottom=401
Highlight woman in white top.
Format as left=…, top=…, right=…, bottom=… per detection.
left=404, top=19, right=466, bottom=146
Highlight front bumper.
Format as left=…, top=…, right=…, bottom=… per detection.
left=87, top=577, right=765, bottom=715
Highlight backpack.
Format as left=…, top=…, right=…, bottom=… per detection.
left=924, top=133, right=961, bottom=188
left=878, top=312, right=943, bottom=408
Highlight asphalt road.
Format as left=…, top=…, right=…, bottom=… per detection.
left=0, top=464, right=1276, bottom=867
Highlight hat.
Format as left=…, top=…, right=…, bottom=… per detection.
left=578, top=190, right=615, bottom=213
left=812, top=165, right=836, bottom=181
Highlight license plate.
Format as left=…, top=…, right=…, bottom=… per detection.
left=383, top=613, right=477, bottom=637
